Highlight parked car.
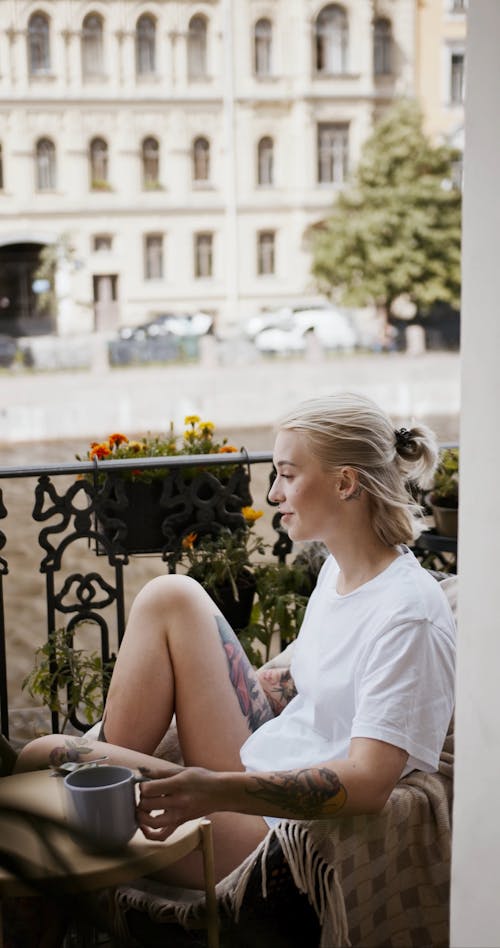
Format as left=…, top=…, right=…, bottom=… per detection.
left=253, top=306, right=358, bottom=354
left=118, top=311, right=213, bottom=342
left=0, top=334, right=18, bottom=368
left=109, top=311, right=213, bottom=366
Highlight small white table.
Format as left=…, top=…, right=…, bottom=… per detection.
left=0, top=769, right=219, bottom=947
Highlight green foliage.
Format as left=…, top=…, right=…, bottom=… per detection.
left=22, top=627, right=115, bottom=733
left=430, top=448, right=459, bottom=508
left=311, top=99, right=462, bottom=321
left=182, top=525, right=268, bottom=601
left=239, top=560, right=314, bottom=667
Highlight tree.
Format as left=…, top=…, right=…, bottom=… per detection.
left=310, top=99, right=462, bottom=342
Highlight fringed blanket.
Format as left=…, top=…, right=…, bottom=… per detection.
left=111, top=730, right=453, bottom=948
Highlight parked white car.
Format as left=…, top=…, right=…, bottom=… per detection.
left=253, top=306, right=358, bottom=354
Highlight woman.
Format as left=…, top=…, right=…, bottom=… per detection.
left=16, top=392, right=455, bottom=889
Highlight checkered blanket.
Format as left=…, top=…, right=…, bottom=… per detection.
left=112, top=726, right=453, bottom=947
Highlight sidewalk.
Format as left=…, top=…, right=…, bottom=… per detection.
left=0, top=350, right=460, bottom=444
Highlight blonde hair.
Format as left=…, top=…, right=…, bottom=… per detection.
left=277, top=392, right=438, bottom=546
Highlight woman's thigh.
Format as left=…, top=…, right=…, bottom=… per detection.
left=103, top=575, right=274, bottom=772
left=150, top=811, right=269, bottom=888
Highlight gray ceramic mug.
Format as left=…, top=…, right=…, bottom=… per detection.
left=64, top=764, right=138, bottom=851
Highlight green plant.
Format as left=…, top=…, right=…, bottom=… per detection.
left=181, top=509, right=267, bottom=601
left=22, top=627, right=115, bottom=733
left=239, top=559, right=315, bottom=667
left=77, top=415, right=239, bottom=483
left=430, top=448, right=459, bottom=508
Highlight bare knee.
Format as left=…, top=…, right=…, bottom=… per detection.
left=132, top=573, right=218, bottom=628
left=15, top=734, right=65, bottom=773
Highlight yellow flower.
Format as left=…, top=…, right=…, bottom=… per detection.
left=128, top=441, right=146, bottom=453
left=184, top=415, right=200, bottom=426
left=242, top=506, right=263, bottom=524
left=198, top=421, right=215, bottom=435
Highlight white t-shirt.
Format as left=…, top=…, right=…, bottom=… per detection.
left=240, top=548, right=455, bottom=777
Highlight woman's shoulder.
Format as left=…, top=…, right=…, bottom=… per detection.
left=389, top=549, right=456, bottom=633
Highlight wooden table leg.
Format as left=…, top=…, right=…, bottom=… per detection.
left=199, top=819, right=219, bottom=948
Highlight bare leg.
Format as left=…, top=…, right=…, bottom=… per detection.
left=101, top=574, right=273, bottom=769
left=16, top=574, right=273, bottom=884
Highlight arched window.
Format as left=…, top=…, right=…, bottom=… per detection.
left=136, top=14, right=156, bottom=75
left=257, top=136, right=274, bottom=186
left=142, top=136, right=160, bottom=187
left=188, top=15, right=207, bottom=80
left=254, top=19, right=272, bottom=77
left=315, top=5, right=348, bottom=75
left=28, top=13, right=50, bottom=75
left=82, top=13, right=103, bottom=78
left=373, top=18, right=392, bottom=76
left=192, top=137, right=210, bottom=183
left=35, top=138, right=56, bottom=190
left=89, top=137, right=109, bottom=188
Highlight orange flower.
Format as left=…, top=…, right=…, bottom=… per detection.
left=108, top=433, right=128, bottom=447
left=89, top=443, right=111, bottom=460
left=219, top=445, right=238, bottom=453
left=182, top=531, right=198, bottom=550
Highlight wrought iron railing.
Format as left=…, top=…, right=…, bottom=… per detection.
left=0, top=448, right=457, bottom=740
left=0, top=451, right=283, bottom=739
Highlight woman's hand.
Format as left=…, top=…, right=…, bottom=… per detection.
left=257, top=668, right=297, bottom=716
left=137, top=764, right=220, bottom=840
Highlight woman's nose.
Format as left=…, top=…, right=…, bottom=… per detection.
left=267, top=475, right=282, bottom=505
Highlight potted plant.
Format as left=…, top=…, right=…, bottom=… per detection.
left=22, top=626, right=115, bottom=734
left=429, top=447, right=459, bottom=538
left=239, top=557, right=315, bottom=666
left=77, top=416, right=252, bottom=555
left=180, top=507, right=267, bottom=632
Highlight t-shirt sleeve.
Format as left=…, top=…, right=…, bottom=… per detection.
left=351, top=619, right=455, bottom=772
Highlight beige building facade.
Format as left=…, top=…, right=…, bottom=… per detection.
left=0, top=0, right=429, bottom=336
left=416, top=0, right=466, bottom=156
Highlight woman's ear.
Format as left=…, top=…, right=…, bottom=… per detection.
left=337, top=467, right=362, bottom=501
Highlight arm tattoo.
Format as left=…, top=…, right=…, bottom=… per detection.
left=216, top=614, right=274, bottom=732
left=246, top=767, right=347, bottom=819
left=259, top=669, right=297, bottom=716
left=48, top=737, right=93, bottom=769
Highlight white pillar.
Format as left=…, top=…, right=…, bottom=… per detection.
left=450, top=3, right=500, bottom=946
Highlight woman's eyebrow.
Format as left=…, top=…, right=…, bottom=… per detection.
left=274, top=460, right=298, bottom=469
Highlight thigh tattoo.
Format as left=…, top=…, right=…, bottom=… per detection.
left=216, top=614, right=274, bottom=732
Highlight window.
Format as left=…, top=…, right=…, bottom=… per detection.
left=450, top=52, right=465, bottom=104
left=188, top=16, right=207, bottom=80
left=142, top=137, right=160, bottom=188
left=317, top=123, right=349, bottom=184
left=450, top=0, right=466, bottom=11
left=194, top=233, right=213, bottom=278
left=144, top=234, right=164, bottom=279
left=257, top=231, right=275, bottom=275
left=28, top=13, right=50, bottom=75
left=315, top=5, right=348, bottom=75
left=192, top=137, right=210, bottom=183
left=257, top=137, right=274, bottom=186
left=89, top=137, right=109, bottom=188
left=254, top=19, right=272, bottom=77
left=136, top=14, right=156, bottom=75
left=373, top=18, right=392, bottom=76
left=35, top=138, right=56, bottom=190
left=93, top=234, right=112, bottom=252
left=82, top=13, right=103, bottom=78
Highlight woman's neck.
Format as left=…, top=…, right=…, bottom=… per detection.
left=330, top=535, right=401, bottom=596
